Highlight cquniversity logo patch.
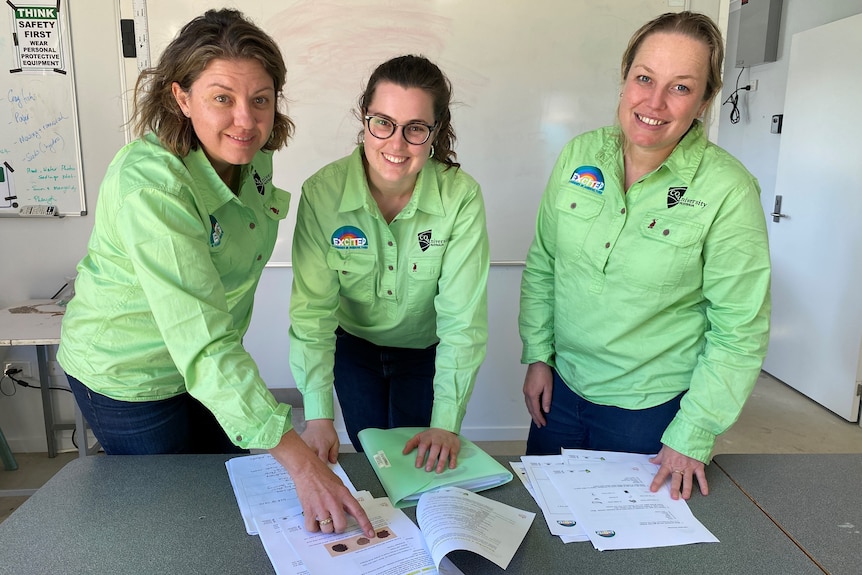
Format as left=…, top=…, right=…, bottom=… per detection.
left=667, top=187, right=687, bottom=208
left=569, top=166, right=605, bottom=194
left=331, top=226, right=369, bottom=249
left=209, top=215, right=223, bottom=247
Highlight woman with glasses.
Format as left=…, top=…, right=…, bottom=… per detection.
left=289, top=55, right=489, bottom=473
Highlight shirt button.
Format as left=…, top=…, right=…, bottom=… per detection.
left=605, top=242, right=611, bottom=249
left=388, top=265, right=393, bottom=271
left=570, top=202, right=577, bottom=209
left=387, top=289, right=393, bottom=295
left=620, top=208, right=626, bottom=214
left=249, top=222, right=256, bottom=230
left=341, top=270, right=348, bottom=275
left=257, top=254, right=262, bottom=261
left=663, top=229, right=670, bottom=236
left=387, top=241, right=393, bottom=247
left=235, top=435, right=242, bottom=442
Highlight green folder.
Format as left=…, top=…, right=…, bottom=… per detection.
left=357, top=426, right=514, bottom=508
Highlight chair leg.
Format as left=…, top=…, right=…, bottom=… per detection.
left=0, top=426, right=18, bottom=471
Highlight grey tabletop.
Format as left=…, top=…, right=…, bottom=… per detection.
left=0, top=453, right=823, bottom=575
left=714, top=453, right=862, bottom=575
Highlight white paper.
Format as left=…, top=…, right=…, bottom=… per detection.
left=416, top=486, right=535, bottom=570
left=225, top=453, right=357, bottom=535
left=520, top=455, right=588, bottom=542
left=547, top=461, right=719, bottom=551
left=275, top=496, right=465, bottom=575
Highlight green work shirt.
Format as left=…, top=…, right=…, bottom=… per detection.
left=519, top=121, right=771, bottom=463
left=289, top=146, right=489, bottom=433
left=57, top=133, right=292, bottom=450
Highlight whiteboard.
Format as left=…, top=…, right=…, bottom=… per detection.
left=138, top=0, right=692, bottom=263
left=0, top=0, right=86, bottom=216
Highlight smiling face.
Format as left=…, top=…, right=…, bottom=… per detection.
left=362, top=82, right=435, bottom=197
left=172, top=58, right=276, bottom=183
left=618, top=32, right=710, bottom=162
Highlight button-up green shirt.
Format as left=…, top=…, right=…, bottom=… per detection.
left=519, top=121, right=771, bottom=462
left=289, top=147, right=489, bottom=433
left=58, top=133, right=292, bottom=449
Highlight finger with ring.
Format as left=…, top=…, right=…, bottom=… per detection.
left=672, top=469, right=685, bottom=475
left=317, top=517, right=333, bottom=526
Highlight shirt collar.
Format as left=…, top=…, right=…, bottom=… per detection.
left=180, top=141, right=240, bottom=213
left=339, top=145, right=445, bottom=218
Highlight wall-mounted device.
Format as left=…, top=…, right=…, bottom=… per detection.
left=736, top=0, right=784, bottom=67
left=771, top=114, right=783, bottom=134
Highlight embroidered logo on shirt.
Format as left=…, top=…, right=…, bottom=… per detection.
left=209, top=215, right=223, bottom=247
left=331, top=226, right=368, bottom=249
left=253, top=170, right=265, bottom=195
left=667, top=186, right=707, bottom=208
left=569, top=166, right=605, bottom=194
left=418, top=229, right=445, bottom=251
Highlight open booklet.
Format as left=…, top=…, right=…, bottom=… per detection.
left=357, top=427, right=513, bottom=508
left=258, top=486, right=534, bottom=575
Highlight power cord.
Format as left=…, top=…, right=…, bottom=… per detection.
left=2, top=367, right=78, bottom=449
left=722, top=67, right=751, bottom=124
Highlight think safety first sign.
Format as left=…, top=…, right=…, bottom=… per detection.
left=10, top=4, right=65, bottom=72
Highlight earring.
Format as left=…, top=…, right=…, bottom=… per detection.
left=429, top=145, right=435, bottom=159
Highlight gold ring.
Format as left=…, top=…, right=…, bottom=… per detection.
left=318, top=517, right=333, bottom=526
left=672, top=469, right=685, bottom=475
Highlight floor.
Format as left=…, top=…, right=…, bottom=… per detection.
left=3, top=371, right=862, bottom=525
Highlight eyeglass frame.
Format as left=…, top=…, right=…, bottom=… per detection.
left=363, top=114, right=437, bottom=145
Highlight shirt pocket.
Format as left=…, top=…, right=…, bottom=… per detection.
left=407, top=256, right=441, bottom=314
left=620, top=212, right=704, bottom=293
left=326, top=248, right=377, bottom=305
left=554, top=186, right=605, bottom=264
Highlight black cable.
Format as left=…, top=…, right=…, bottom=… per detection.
left=721, top=66, right=751, bottom=124
left=3, top=368, right=73, bottom=393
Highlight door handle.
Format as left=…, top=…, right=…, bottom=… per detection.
left=771, top=195, right=788, bottom=223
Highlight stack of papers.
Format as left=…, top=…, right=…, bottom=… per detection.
left=511, top=449, right=718, bottom=551
left=226, top=453, right=534, bottom=574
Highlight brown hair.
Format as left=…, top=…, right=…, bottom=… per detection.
left=357, top=55, right=459, bottom=169
left=621, top=11, right=724, bottom=109
left=130, top=8, right=293, bottom=156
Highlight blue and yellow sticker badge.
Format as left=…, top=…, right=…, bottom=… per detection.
left=331, top=225, right=369, bottom=249
left=569, top=166, right=605, bottom=194
left=209, top=215, right=223, bottom=247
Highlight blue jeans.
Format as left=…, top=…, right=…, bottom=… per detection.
left=526, top=369, right=683, bottom=456
left=67, top=373, right=247, bottom=455
left=333, top=328, right=437, bottom=451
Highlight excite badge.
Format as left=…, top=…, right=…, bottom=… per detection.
left=570, top=166, right=605, bottom=194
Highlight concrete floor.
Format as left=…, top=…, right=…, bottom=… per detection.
left=2, top=371, right=862, bottom=524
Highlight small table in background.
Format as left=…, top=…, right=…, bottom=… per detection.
left=0, top=300, right=95, bottom=461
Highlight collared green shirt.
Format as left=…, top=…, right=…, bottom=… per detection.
left=57, top=133, right=292, bottom=450
left=519, top=121, right=771, bottom=463
left=289, top=146, right=489, bottom=433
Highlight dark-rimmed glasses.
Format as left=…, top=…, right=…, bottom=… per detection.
left=364, top=115, right=436, bottom=145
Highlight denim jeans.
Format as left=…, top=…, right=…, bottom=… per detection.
left=333, top=328, right=437, bottom=451
left=67, top=373, right=247, bottom=455
left=526, top=369, right=683, bottom=456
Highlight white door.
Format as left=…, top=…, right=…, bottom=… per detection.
left=762, top=13, right=862, bottom=422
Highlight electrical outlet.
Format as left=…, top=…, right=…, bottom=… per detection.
left=4, top=361, right=31, bottom=378
left=750, top=79, right=758, bottom=91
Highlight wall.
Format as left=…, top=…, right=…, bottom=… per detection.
left=717, top=0, right=862, bottom=220
left=1, top=0, right=737, bottom=452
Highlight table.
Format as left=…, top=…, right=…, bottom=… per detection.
left=0, top=300, right=94, bottom=461
left=714, top=453, right=862, bottom=575
left=0, top=453, right=824, bottom=575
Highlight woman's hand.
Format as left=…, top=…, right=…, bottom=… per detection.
left=649, top=445, right=709, bottom=500
left=402, top=427, right=461, bottom=473
left=523, top=362, right=554, bottom=427
left=301, top=419, right=340, bottom=464
left=269, top=430, right=374, bottom=537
